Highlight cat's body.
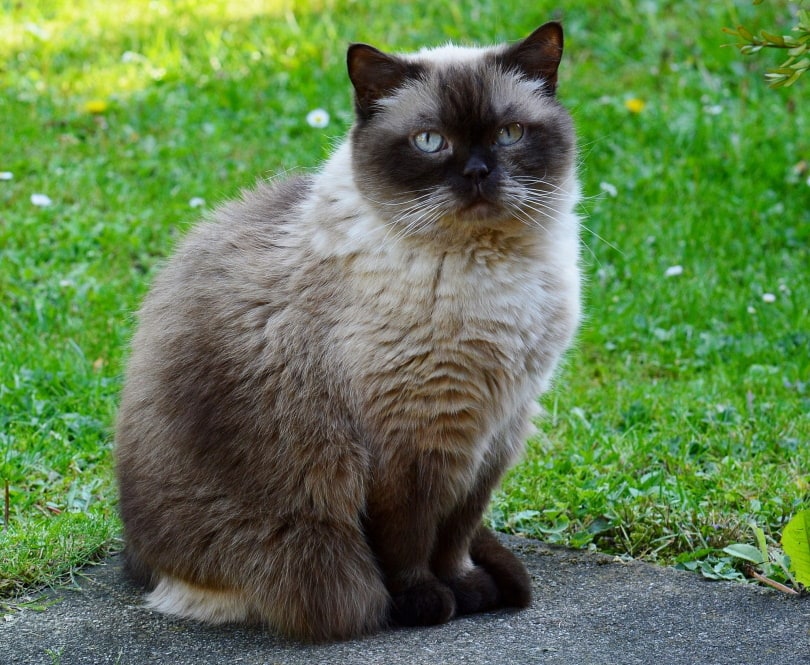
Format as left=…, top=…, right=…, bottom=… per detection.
left=116, top=22, right=581, bottom=641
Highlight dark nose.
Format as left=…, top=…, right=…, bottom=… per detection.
left=463, top=155, right=490, bottom=182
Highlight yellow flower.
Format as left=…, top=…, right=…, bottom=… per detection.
left=84, top=99, right=109, bottom=114
left=624, top=98, right=646, bottom=114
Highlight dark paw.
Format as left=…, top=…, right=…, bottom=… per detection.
left=390, top=579, right=456, bottom=627
left=470, top=528, right=532, bottom=608
left=488, top=559, right=532, bottom=608
left=446, top=566, right=500, bottom=615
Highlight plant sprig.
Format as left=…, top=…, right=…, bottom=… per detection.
left=724, top=1, right=810, bottom=87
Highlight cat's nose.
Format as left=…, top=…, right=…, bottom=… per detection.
left=463, top=155, right=490, bottom=182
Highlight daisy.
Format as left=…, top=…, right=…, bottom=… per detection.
left=31, top=193, right=53, bottom=207
left=306, top=108, right=330, bottom=128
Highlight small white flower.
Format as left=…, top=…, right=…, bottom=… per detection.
left=599, top=181, right=618, bottom=197
left=31, top=193, right=52, bottom=207
left=762, top=293, right=776, bottom=303
left=664, top=265, right=683, bottom=278
left=189, top=197, right=206, bottom=208
left=121, top=50, right=147, bottom=64
left=703, top=104, right=723, bottom=116
left=306, top=108, right=330, bottom=128
left=747, top=306, right=756, bottom=314
left=0, top=171, right=12, bottom=180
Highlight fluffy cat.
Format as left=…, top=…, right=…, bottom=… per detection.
left=115, top=21, right=581, bottom=642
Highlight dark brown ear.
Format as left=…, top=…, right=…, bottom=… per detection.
left=498, top=22, right=564, bottom=95
left=347, top=44, right=423, bottom=120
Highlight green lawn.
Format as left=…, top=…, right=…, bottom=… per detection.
left=1, top=0, right=808, bottom=598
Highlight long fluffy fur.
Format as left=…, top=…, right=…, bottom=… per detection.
left=116, top=23, right=580, bottom=642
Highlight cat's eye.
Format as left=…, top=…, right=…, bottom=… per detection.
left=412, top=131, right=448, bottom=154
left=495, top=123, right=524, bottom=147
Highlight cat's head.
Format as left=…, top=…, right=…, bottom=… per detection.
left=347, top=22, right=577, bottom=240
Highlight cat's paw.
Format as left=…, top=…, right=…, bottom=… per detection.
left=470, top=528, right=532, bottom=609
left=389, top=579, right=456, bottom=627
left=445, top=565, right=500, bottom=616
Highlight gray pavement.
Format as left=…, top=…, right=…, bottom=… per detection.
left=1, top=535, right=808, bottom=665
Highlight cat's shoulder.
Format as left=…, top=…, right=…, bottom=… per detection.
left=216, top=173, right=314, bottom=228
left=153, top=174, right=315, bottom=290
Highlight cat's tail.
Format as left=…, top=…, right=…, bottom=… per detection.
left=142, top=518, right=389, bottom=642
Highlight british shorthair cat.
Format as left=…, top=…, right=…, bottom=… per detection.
left=116, top=21, right=581, bottom=641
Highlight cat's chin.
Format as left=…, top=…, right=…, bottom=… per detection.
left=454, top=199, right=506, bottom=223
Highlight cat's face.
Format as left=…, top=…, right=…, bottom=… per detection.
left=348, top=23, right=576, bottom=239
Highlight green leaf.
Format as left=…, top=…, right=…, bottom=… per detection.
left=760, top=31, right=787, bottom=47
left=782, top=68, right=805, bottom=87
left=737, top=25, right=754, bottom=41
left=702, top=559, right=746, bottom=581
left=781, top=510, right=810, bottom=586
left=722, top=543, right=766, bottom=565
left=750, top=522, right=769, bottom=563
left=510, top=509, right=540, bottom=523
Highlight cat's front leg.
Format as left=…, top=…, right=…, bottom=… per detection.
left=437, top=524, right=532, bottom=616
left=388, top=578, right=457, bottom=628
left=468, top=524, right=532, bottom=608
left=430, top=476, right=504, bottom=616
left=366, top=451, right=460, bottom=628
left=369, top=520, right=458, bottom=628
left=430, top=421, right=533, bottom=615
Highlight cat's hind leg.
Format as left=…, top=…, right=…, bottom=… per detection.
left=246, top=519, right=390, bottom=642
left=122, top=544, right=157, bottom=590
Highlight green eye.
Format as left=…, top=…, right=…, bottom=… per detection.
left=495, top=122, right=524, bottom=146
left=413, top=131, right=447, bottom=153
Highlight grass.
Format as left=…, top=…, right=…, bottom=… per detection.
left=1, top=0, right=808, bottom=597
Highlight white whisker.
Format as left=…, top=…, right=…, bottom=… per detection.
left=581, top=225, right=624, bottom=257
left=362, top=189, right=435, bottom=207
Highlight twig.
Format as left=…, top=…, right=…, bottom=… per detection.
left=744, top=565, right=801, bottom=596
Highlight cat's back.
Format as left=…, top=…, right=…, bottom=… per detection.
left=117, top=175, right=315, bottom=448
left=147, top=175, right=312, bottom=307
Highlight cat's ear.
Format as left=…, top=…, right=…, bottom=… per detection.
left=498, top=22, right=564, bottom=95
left=347, top=44, right=422, bottom=120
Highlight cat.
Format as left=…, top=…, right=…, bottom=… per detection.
left=115, top=20, right=581, bottom=642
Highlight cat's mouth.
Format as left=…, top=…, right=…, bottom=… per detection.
left=460, top=199, right=499, bottom=219
left=456, top=191, right=504, bottom=221
left=451, top=174, right=509, bottom=221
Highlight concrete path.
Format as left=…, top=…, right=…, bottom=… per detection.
left=1, top=536, right=808, bottom=664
